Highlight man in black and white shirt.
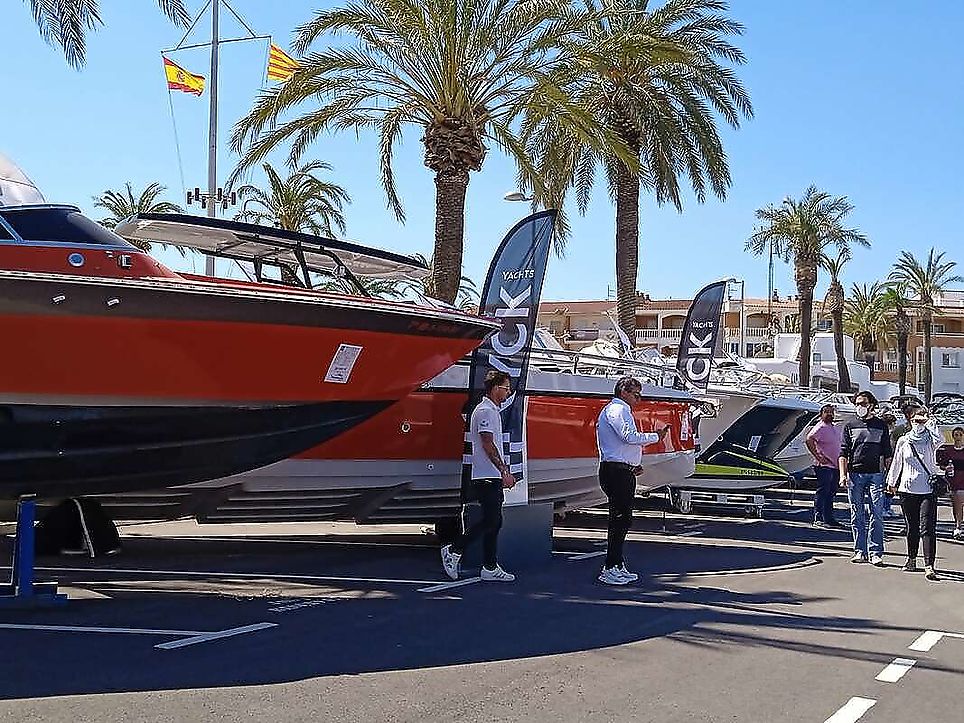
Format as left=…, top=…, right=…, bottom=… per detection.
left=839, top=390, right=893, bottom=566
left=441, top=370, right=517, bottom=582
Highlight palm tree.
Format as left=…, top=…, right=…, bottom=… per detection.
left=92, top=182, right=184, bottom=253
left=821, top=249, right=852, bottom=392
left=27, top=0, right=190, bottom=68
left=229, top=0, right=623, bottom=304
left=747, top=186, right=869, bottom=389
left=522, top=0, right=753, bottom=338
left=879, top=282, right=912, bottom=395
left=234, top=160, right=350, bottom=237
left=844, top=282, right=886, bottom=373
left=888, top=249, right=963, bottom=402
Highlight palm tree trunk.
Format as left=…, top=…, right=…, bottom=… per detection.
left=614, top=159, right=640, bottom=343
left=797, top=282, right=813, bottom=387
left=431, top=169, right=469, bottom=304
left=923, top=310, right=933, bottom=402
left=897, top=332, right=908, bottom=396
left=832, top=308, right=851, bottom=392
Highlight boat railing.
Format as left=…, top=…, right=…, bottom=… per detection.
left=528, top=347, right=683, bottom=388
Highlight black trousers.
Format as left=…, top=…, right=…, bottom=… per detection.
left=901, top=492, right=938, bottom=566
left=453, top=479, right=504, bottom=569
left=599, top=462, right=636, bottom=568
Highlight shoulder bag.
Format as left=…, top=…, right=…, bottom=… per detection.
left=909, top=443, right=949, bottom=497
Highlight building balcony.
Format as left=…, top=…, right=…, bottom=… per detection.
left=636, top=326, right=770, bottom=344
left=635, top=328, right=683, bottom=343
left=873, top=361, right=916, bottom=373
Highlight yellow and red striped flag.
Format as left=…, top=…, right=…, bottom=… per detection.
left=163, top=56, right=205, bottom=96
left=267, top=43, right=299, bottom=82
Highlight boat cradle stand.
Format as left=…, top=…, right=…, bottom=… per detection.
left=0, top=496, right=68, bottom=608
left=670, top=488, right=765, bottom=519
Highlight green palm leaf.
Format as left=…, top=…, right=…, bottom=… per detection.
left=26, top=0, right=190, bottom=69
left=91, top=181, right=184, bottom=254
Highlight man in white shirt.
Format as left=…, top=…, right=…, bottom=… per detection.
left=596, top=376, right=669, bottom=585
left=441, top=370, right=517, bottom=582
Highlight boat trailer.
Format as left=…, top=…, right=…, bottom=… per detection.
left=669, top=488, right=766, bottom=518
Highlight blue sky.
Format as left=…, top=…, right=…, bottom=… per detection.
left=2, top=1, right=962, bottom=302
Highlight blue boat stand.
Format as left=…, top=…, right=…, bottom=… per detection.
left=0, top=496, right=68, bottom=607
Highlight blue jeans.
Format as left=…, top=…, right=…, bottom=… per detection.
left=813, top=466, right=839, bottom=523
left=848, top=472, right=885, bottom=556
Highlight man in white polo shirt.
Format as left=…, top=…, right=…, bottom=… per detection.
left=596, top=376, right=669, bottom=585
left=441, top=370, right=517, bottom=582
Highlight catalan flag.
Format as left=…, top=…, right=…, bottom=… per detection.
left=267, top=43, right=299, bottom=82
left=163, top=56, right=205, bottom=96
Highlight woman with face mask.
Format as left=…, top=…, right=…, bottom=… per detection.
left=885, top=409, right=945, bottom=579
left=937, top=426, right=964, bottom=539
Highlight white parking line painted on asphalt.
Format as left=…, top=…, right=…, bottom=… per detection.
left=124, top=534, right=433, bottom=550
left=676, top=531, right=703, bottom=538
left=875, top=657, right=917, bottom=682
left=909, top=630, right=964, bottom=652
left=418, top=577, right=482, bottom=593
left=824, top=696, right=876, bottom=723
left=569, top=551, right=607, bottom=561
left=155, top=622, right=277, bottom=650
left=34, top=566, right=437, bottom=587
left=0, top=623, right=203, bottom=636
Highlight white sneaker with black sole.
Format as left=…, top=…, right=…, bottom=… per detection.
left=598, top=566, right=629, bottom=585
left=869, top=554, right=884, bottom=567
left=480, top=564, right=515, bottom=582
left=440, top=544, right=461, bottom=581
left=851, top=551, right=867, bottom=564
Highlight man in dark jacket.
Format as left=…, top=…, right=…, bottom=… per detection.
left=839, top=390, right=893, bottom=566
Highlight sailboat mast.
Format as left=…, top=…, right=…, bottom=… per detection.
left=205, top=0, right=220, bottom=275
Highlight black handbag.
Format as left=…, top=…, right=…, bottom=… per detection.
left=909, top=443, right=950, bottom=497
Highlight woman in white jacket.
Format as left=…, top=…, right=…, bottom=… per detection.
left=886, top=408, right=945, bottom=580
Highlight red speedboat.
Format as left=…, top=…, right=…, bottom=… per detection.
left=89, top=356, right=696, bottom=525
left=0, top=204, right=497, bottom=499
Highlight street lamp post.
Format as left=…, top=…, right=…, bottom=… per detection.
left=726, top=277, right=746, bottom=357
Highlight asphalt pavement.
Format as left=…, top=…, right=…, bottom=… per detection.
left=0, top=494, right=962, bottom=723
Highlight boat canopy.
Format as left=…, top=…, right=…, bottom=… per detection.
left=115, top=213, right=430, bottom=281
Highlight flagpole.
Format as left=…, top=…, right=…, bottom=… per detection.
left=205, top=0, right=221, bottom=276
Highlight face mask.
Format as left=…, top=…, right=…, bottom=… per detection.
left=855, top=405, right=869, bottom=418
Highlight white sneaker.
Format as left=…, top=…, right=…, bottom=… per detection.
left=851, top=551, right=867, bottom=564
left=617, top=564, right=639, bottom=583
left=953, top=527, right=963, bottom=540
left=440, top=544, right=461, bottom=580
left=480, top=564, right=515, bottom=582
left=598, top=566, right=629, bottom=585
left=870, top=554, right=884, bottom=567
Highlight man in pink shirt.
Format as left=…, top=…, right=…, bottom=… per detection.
left=806, top=404, right=843, bottom=528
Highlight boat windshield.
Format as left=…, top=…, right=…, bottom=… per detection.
left=0, top=206, right=135, bottom=248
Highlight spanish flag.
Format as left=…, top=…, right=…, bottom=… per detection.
left=163, top=56, right=205, bottom=96
left=267, top=43, right=299, bottom=82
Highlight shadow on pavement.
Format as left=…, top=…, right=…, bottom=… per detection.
left=0, top=531, right=930, bottom=701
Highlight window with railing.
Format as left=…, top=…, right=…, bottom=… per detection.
left=942, top=352, right=960, bottom=368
